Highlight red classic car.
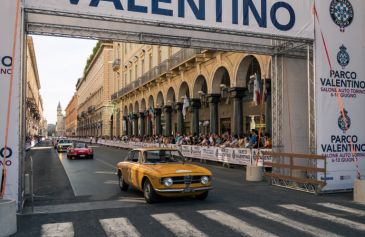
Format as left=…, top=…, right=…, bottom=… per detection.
left=67, top=142, right=94, bottom=159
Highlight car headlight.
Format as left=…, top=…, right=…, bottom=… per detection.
left=162, top=178, right=173, bottom=187
left=201, top=176, right=209, bottom=185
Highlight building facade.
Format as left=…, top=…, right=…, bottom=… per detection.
left=65, top=94, right=78, bottom=136
left=56, top=102, right=66, bottom=137
left=76, top=42, right=113, bottom=137
left=26, top=36, right=45, bottom=138
left=110, top=43, right=272, bottom=138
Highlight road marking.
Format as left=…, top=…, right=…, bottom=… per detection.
left=24, top=200, right=142, bottom=215
left=198, top=210, right=278, bottom=237
left=104, top=180, right=119, bottom=185
left=317, top=203, right=365, bottom=216
left=240, top=206, right=343, bottom=237
left=41, top=222, right=74, bottom=237
left=280, top=204, right=365, bottom=231
left=100, top=217, right=141, bottom=237
left=95, top=171, right=117, bottom=175
left=152, top=213, right=207, bottom=237
left=94, top=158, right=116, bottom=169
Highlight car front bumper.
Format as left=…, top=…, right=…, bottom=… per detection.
left=155, top=186, right=212, bottom=193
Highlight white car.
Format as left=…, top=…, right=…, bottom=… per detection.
left=57, top=139, right=73, bottom=153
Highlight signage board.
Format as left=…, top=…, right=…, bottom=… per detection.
left=25, top=0, right=314, bottom=40
left=315, top=0, right=365, bottom=191
left=0, top=0, right=21, bottom=203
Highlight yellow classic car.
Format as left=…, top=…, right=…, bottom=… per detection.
left=116, top=148, right=212, bottom=203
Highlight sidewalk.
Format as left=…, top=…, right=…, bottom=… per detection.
left=24, top=141, right=75, bottom=208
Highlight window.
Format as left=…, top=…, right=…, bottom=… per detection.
left=158, top=47, right=162, bottom=64
left=144, top=150, right=184, bottom=164
left=135, top=64, right=138, bottom=80
left=141, top=59, right=145, bottom=75
left=149, top=53, right=152, bottom=70
left=126, top=151, right=140, bottom=162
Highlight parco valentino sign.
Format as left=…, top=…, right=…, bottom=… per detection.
left=25, top=0, right=314, bottom=39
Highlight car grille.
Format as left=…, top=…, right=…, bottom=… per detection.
left=171, top=176, right=203, bottom=184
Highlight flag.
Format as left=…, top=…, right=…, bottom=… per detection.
left=253, top=73, right=261, bottom=106
left=182, top=95, right=189, bottom=119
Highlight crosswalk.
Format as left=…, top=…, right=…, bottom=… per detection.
left=40, top=202, right=365, bottom=237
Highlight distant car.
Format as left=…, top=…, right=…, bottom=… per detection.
left=67, top=143, right=94, bottom=159
left=57, top=139, right=73, bottom=153
left=116, top=148, right=212, bottom=203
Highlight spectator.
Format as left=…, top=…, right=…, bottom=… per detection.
left=248, top=129, right=257, bottom=148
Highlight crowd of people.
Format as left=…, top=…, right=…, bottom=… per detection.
left=91, top=129, right=272, bottom=149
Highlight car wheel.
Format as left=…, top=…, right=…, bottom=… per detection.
left=89, top=154, right=94, bottom=159
left=195, top=191, right=209, bottom=200
left=118, top=172, right=129, bottom=191
left=143, top=179, right=157, bottom=204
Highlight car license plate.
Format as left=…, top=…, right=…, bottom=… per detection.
left=183, top=188, right=193, bottom=193
left=80, top=155, right=85, bottom=157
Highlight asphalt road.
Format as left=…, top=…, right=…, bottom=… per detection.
left=16, top=141, right=365, bottom=237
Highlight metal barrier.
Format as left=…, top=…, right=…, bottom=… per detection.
left=263, top=152, right=326, bottom=194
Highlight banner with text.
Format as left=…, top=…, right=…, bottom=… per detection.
left=315, top=0, right=365, bottom=191
left=25, top=0, right=314, bottom=39
left=0, top=1, right=21, bottom=202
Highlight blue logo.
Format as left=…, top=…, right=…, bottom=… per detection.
left=337, top=44, right=350, bottom=69
left=330, top=0, right=354, bottom=32
left=0, top=147, right=12, bottom=158
left=338, top=109, right=351, bottom=133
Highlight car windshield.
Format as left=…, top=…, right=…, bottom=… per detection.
left=74, top=143, right=87, bottom=148
left=144, top=150, right=184, bottom=164
left=60, top=140, right=71, bottom=143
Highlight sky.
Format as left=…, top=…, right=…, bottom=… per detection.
left=31, top=35, right=96, bottom=125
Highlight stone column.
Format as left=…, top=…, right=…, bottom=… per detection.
left=139, top=112, right=145, bottom=137
left=146, top=112, right=153, bottom=136
left=175, top=102, right=184, bottom=135
left=163, top=105, right=173, bottom=136
left=265, top=79, right=272, bottom=135
left=123, top=116, right=128, bottom=136
left=128, top=117, right=133, bottom=136
left=132, top=113, right=138, bottom=136
left=208, top=94, right=220, bottom=135
left=230, top=87, right=246, bottom=137
left=190, top=98, right=201, bottom=136
left=155, top=108, right=162, bottom=136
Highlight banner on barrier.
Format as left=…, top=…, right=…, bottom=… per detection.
left=76, top=139, right=271, bottom=167
left=201, top=147, right=218, bottom=161
left=315, top=0, right=365, bottom=191
left=252, top=149, right=273, bottom=167
left=233, top=149, right=252, bottom=165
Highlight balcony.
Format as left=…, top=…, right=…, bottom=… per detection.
left=112, top=48, right=203, bottom=100
left=112, top=59, right=121, bottom=71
